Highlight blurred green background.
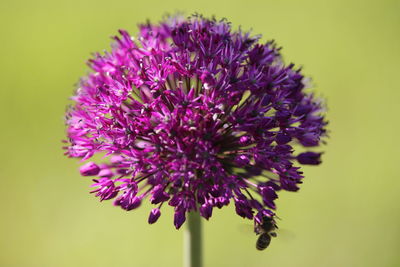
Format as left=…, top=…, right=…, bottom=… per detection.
left=1, top=0, right=399, bottom=266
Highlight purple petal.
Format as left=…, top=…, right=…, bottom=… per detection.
left=80, top=162, right=100, bottom=176
left=148, top=208, right=161, bottom=224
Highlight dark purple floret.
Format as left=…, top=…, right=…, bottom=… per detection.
left=297, top=152, right=322, bottom=165
left=64, top=15, right=327, bottom=229
left=148, top=208, right=161, bottom=224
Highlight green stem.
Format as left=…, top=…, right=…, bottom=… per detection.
left=184, top=211, right=203, bottom=267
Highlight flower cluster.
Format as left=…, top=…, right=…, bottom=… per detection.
left=64, top=15, right=327, bottom=229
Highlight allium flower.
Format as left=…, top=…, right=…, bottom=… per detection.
left=64, top=15, right=327, bottom=229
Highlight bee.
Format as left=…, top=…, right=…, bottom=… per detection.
left=254, top=216, right=278, bottom=251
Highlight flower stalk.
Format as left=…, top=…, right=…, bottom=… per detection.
left=184, top=211, right=203, bottom=267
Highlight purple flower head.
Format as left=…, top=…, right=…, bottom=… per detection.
left=64, top=15, right=327, bottom=229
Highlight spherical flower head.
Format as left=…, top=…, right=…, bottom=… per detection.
left=64, top=14, right=327, bottom=229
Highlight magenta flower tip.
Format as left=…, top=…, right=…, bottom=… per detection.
left=80, top=162, right=100, bottom=176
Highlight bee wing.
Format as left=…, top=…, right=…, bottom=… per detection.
left=237, top=223, right=257, bottom=234
left=237, top=222, right=295, bottom=242
left=273, top=228, right=296, bottom=241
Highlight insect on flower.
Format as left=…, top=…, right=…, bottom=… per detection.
left=64, top=14, right=327, bottom=232
left=254, top=215, right=278, bottom=251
